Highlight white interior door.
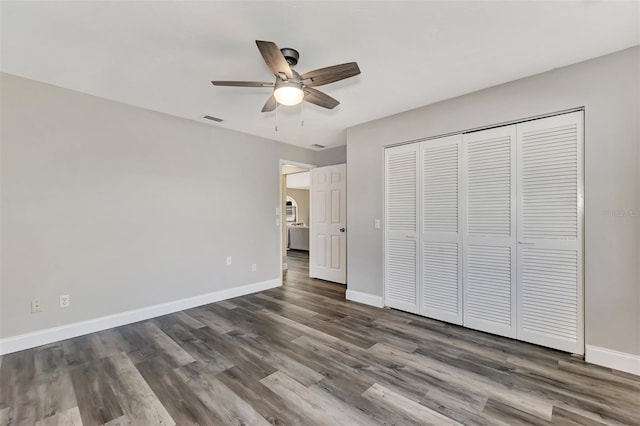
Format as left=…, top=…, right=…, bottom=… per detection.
left=463, top=125, right=517, bottom=338
left=310, top=164, right=347, bottom=284
left=516, top=111, right=584, bottom=354
left=384, top=144, right=419, bottom=314
left=420, top=135, right=463, bottom=324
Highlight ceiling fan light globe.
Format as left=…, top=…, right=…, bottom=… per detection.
left=274, top=84, right=304, bottom=106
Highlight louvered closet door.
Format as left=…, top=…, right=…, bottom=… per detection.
left=516, top=112, right=584, bottom=354
left=385, top=144, right=419, bottom=314
left=463, top=126, right=517, bottom=338
left=420, top=135, right=463, bottom=324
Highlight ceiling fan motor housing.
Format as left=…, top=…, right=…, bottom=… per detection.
left=280, top=48, right=299, bottom=66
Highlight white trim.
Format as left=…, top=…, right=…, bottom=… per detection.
left=280, top=160, right=317, bottom=170
left=0, top=279, right=281, bottom=355
left=586, top=345, right=640, bottom=376
left=346, top=289, right=384, bottom=308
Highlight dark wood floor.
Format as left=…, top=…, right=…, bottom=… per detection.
left=2, top=251, right=639, bottom=425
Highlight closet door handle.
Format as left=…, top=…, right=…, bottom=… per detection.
left=518, top=241, right=535, bottom=245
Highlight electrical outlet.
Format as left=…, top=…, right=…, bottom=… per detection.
left=60, top=294, right=70, bottom=308
left=252, top=264, right=257, bottom=272
left=31, top=299, right=42, bottom=313
left=226, top=256, right=232, bottom=265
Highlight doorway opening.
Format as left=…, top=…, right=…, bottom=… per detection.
left=280, top=161, right=314, bottom=274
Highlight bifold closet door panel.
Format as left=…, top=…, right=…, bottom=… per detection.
left=385, top=144, right=419, bottom=314
left=516, top=111, right=584, bottom=354
left=463, top=126, right=517, bottom=338
left=420, top=135, right=463, bottom=324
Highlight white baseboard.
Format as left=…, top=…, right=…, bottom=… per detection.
left=0, top=278, right=281, bottom=355
left=346, top=289, right=384, bottom=308
left=586, top=345, right=640, bottom=376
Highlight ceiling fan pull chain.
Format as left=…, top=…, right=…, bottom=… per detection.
left=301, top=99, right=304, bottom=127
left=275, top=102, right=279, bottom=132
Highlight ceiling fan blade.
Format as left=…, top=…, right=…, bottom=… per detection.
left=303, top=87, right=340, bottom=109
left=301, top=62, right=360, bottom=87
left=256, top=40, right=293, bottom=80
left=211, top=81, right=274, bottom=87
left=262, top=95, right=277, bottom=112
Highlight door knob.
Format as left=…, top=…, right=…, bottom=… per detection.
left=340, top=228, right=346, bottom=232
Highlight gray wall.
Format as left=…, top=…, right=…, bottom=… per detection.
left=286, top=189, right=310, bottom=225
left=347, top=47, right=640, bottom=356
left=315, top=145, right=347, bottom=167
left=0, top=73, right=316, bottom=338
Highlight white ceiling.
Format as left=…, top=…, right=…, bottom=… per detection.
left=1, top=1, right=638, bottom=150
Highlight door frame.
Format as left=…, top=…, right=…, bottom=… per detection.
left=279, top=159, right=316, bottom=284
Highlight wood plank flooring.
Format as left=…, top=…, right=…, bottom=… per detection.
left=2, top=249, right=639, bottom=425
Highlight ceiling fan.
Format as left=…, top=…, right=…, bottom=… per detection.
left=212, top=40, right=361, bottom=112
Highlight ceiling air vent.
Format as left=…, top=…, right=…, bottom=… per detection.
left=202, top=115, right=224, bottom=123
left=311, top=144, right=326, bottom=149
